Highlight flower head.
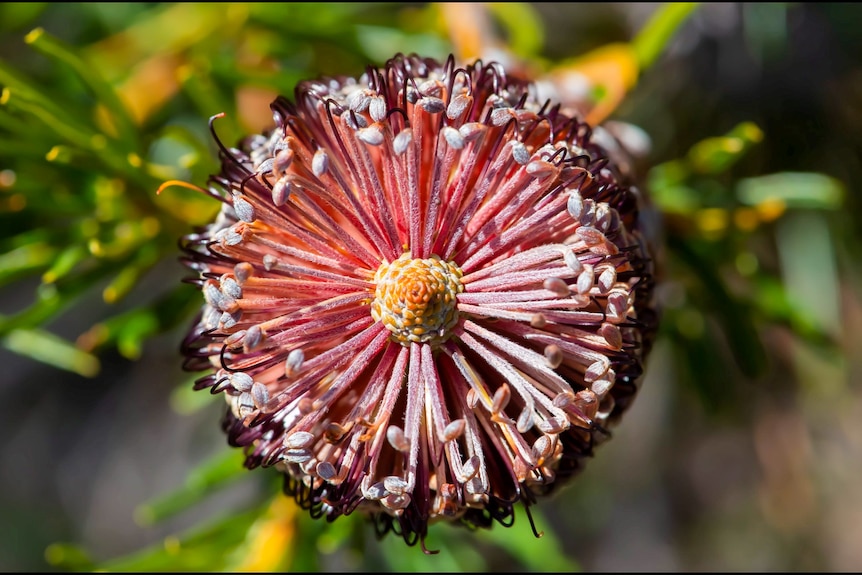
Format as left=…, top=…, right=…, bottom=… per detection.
left=181, top=54, right=655, bottom=548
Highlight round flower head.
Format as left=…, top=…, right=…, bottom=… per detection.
left=181, top=53, right=656, bottom=548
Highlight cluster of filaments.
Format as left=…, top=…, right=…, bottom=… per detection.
left=181, top=54, right=652, bottom=543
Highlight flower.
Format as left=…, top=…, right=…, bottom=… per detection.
left=180, top=53, right=656, bottom=549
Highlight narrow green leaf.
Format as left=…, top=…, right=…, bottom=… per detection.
left=687, top=122, right=763, bottom=175
left=290, top=503, right=334, bottom=572
left=736, top=172, right=844, bottom=210
left=0, top=2, right=47, bottom=31
left=0, top=105, right=35, bottom=134
left=775, top=211, right=841, bottom=340
left=41, top=244, right=88, bottom=284
left=650, top=183, right=701, bottom=215
left=176, top=63, right=243, bottom=143
left=170, top=377, right=216, bottom=415
left=355, top=25, right=452, bottom=65
left=668, top=315, right=734, bottom=412
left=0, top=58, right=82, bottom=121
left=371, top=522, right=468, bottom=572
left=116, top=312, right=160, bottom=360
left=0, top=137, right=49, bottom=156
left=1, top=85, right=97, bottom=151
left=44, top=542, right=95, bottom=572
left=134, top=449, right=248, bottom=526
left=632, top=3, right=700, bottom=69
left=0, top=260, right=116, bottom=337
left=102, top=243, right=160, bottom=305
left=0, top=228, right=53, bottom=251
left=24, top=27, right=138, bottom=147
left=82, top=3, right=248, bottom=86
left=669, top=235, right=768, bottom=378
left=84, top=284, right=200, bottom=357
left=0, top=242, right=56, bottom=286
left=148, top=124, right=212, bottom=178
left=752, top=275, right=826, bottom=343
left=0, top=286, right=62, bottom=337
left=103, top=504, right=266, bottom=572
left=223, top=497, right=301, bottom=572
left=487, top=3, right=545, bottom=58
left=1, top=84, right=156, bottom=189
left=479, top=504, right=580, bottom=572
left=1, top=328, right=100, bottom=377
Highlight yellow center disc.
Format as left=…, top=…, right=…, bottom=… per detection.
left=371, top=253, right=464, bottom=347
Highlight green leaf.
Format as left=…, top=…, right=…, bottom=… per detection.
left=648, top=124, right=767, bottom=214
left=632, top=2, right=700, bottom=69
left=103, top=504, right=267, bottom=572
left=0, top=260, right=115, bottom=337
left=176, top=63, right=243, bottom=143
left=43, top=542, right=95, bottom=572
left=1, top=328, right=100, bottom=377
left=752, top=276, right=824, bottom=342
left=0, top=137, right=50, bottom=157
left=668, top=313, right=733, bottom=412
left=355, top=25, right=452, bottom=64
left=82, top=3, right=249, bottom=80
left=479, top=504, right=580, bottom=572
left=134, top=449, right=248, bottom=526
left=102, top=243, right=160, bottom=305
left=80, top=284, right=200, bottom=357
left=687, top=122, right=763, bottom=175
left=24, top=27, right=138, bottom=147
left=774, top=211, right=841, bottom=340
left=0, top=83, right=97, bottom=151
left=223, top=496, right=301, bottom=572
left=669, top=235, right=769, bottom=379
left=0, top=2, right=47, bottom=31
left=0, top=242, right=56, bottom=287
left=0, top=105, right=35, bottom=134
left=487, top=3, right=545, bottom=58
left=736, top=172, right=844, bottom=210
left=41, top=244, right=88, bottom=284
left=169, top=377, right=216, bottom=415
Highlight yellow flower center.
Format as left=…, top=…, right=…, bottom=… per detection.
left=371, top=253, right=464, bottom=347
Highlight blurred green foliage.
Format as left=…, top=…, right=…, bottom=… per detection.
left=0, top=1, right=856, bottom=572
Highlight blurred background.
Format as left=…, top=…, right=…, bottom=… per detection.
left=1, top=2, right=861, bottom=571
